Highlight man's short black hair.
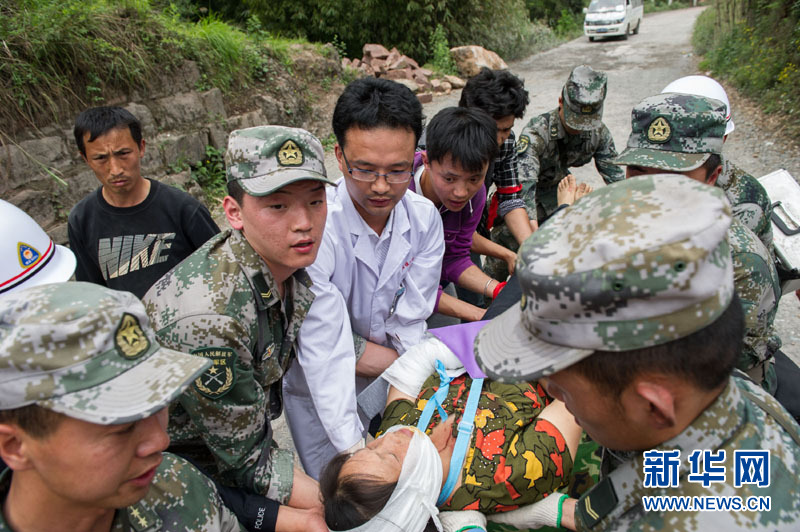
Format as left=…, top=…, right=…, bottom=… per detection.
left=332, top=77, right=423, bottom=149
left=570, top=292, right=745, bottom=397
left=702, top=153, right=722, bottom=180
left=73, top=106, right=143, bottom=157
left=458, top=68, right=529, bottom=119
left=427, top=107, right=499, bottom=173
left=226, top=179, right=245, bottom=204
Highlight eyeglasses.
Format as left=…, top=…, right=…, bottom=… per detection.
left=341, top=152, right=413, bottom=184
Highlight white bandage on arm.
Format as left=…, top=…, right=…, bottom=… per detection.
left=381, top=336, right=465, bottom=398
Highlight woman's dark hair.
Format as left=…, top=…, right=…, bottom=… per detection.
left=332, top=77, right=424, bottom=150
left=320, top=452, right=398, bottom=530
left=458, top=67, right=529, bottom=119
left=73, top=106, right=143, bottom=157
left=427, top=107, right=499, bottom=173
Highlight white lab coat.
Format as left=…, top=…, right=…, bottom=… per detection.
left=283, top=179, right=444, bottom=478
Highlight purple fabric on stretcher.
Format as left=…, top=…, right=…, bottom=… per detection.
left=428, top=321, right=489, bottom=379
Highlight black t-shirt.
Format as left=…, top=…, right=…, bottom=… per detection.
left=67, top=179, right=220, bottom=298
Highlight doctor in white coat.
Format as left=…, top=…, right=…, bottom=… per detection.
left=284, top=78, right=444, bottom=478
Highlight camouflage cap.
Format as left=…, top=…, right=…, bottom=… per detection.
left=561, top=65, right=607, bottom=131
left=475, top=174, right=734, bottom=382
left=225, top=125, right=335, bottom=196
left=614, top=93, right=726, bottom=172
left=0, top=282, right=211, bottom=424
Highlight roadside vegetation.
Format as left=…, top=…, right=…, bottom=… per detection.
left=692, top=0, right=800, bottom=136
left=0, top=0, right=315, bottom=134
left=1, top=0, right=592, bottom=136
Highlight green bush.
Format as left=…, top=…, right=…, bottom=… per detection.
left=525, top=0, right=583, bottom=27
left=430, top=24, right=458, bottom=76
left=0, top=0, right=309, bottom=133
left=191, top=145, right=227, bottom=202
left=242, top=0, right=544, bottom=65
left=692, top=1, right=800, bottom=133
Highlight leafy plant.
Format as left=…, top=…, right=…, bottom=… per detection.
left=191, top=145, right=227, bottom=202
left=430, top=24, right=458, bottom=76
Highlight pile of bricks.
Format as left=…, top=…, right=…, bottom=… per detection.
left=341, top=44, right=465, bottom=103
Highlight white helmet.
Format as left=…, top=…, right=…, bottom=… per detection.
left=0, top=200, right=76, bottom=295
left=662, top=75, right=735, bottom=136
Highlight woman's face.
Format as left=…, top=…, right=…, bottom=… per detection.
left=340, top=427, right=415, bottom=482
left=340, top=418, right=456, bottom=482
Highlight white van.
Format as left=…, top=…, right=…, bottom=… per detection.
left=584, top=0, right=644, bottom=41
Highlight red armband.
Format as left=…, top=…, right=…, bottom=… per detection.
left=492, top=281, right=507, bottom=299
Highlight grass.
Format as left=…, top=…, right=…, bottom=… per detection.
left=692, top=4, right=800, bottom=137
left=0, top=0, right=311, bottom=135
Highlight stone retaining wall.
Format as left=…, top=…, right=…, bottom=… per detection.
left=1, top=47, right=343, bottom=244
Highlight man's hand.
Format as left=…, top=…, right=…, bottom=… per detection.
left=503, top=249, right=517, bottom=276
left=488, top=494, right=574, bottom=530
left=439, top=510, right=487, bottom=532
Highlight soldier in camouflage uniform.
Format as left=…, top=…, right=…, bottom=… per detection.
left=662, top=75, right=774, bottom=256
left=616, top=93, right=781, bottom=393
left=470, top=174, right=800, bottom=531
left=0, top=282, right=243, bottom=532
left=487, top=65, right=624, bottom=280
left=143, top=126, right=335, bottom=532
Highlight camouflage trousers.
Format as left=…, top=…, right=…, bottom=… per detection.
left=484, top=223, right=520, bottom=281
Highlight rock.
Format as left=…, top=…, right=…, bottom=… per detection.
left=342, top=57, right=352, bottom=68
left=388, top=55, right=419, bottom=70
left=441, top=81, right=452, bottom=94
left=207, top=124, right=228, bottom=150
left=385, top=50, right=401, bottom=67
left=156, top=131, right=209, bottom=168
left=384, top=68, right=413, bottom=81
left=431, top=79, right=443, bottom=91
left=0, top=136, right=70, bottom=190
left=124, top=102, right=157, bottom=139
left=351, top=58, right=362, bottom=68
left=226, top=110, right=269, bottom=132
left=444, top=74, right=466, bottom=89
left=258, top=94, right=286, bottom=124
left=417, top=92, right=433, bottom=104
left=358, top=63, right=375, bottom=77
left=363, top=43, right=390, bottom=60
left=201, top=88, right=227, bottom=122
left=370, top=58, right=388, bottom=74
left=449, top=46, right=508, bottom=78
left=413, top=73, right=432, bottom=90
left=151, top=92, right=207, bottom=130
left=417, top=68, right=433, bottom=77
left=393, top=79, right=420, bottom=93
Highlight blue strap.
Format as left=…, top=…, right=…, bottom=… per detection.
left=437, top=376, right=484, bottom=506
left=416, top=360, right=452, bottom=431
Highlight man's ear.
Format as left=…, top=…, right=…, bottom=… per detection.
left=421, top=151, right=430, bottom=170
left=633, top=380, right=677, bottom=430
left=334, top=144, right=347, bottom=175
left=706, top=164, right=723, bottom=186
left=138, top=138, right=146, bottom=157
left=222, top=195, right=244, bottom=231
left=0, top=424, right=33, bottom=471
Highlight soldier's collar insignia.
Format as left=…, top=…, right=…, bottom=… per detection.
left=17, top=242, right=40, bottom=268
left=577, top=477, right=618, bottom=528
left=581, top=105, right=594, bottom=114
left=277, top=139, right=303, bottom=167
left=115, top=313, right=150, bottom=360
left=516, top=134, right=530, bottom=155
left=647, top=117, right=671, bottom=143
left=192, top=347, right=237, bottom=399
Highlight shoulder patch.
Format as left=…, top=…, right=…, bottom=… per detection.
left=192, top=347, right=237, bottom=399
left=516, top=134, right=531, bottom=155
left=577, top=477, right=618, bottom=528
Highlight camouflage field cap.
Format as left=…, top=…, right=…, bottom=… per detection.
left=475, top=174, right=734, bottom=382
left=0, top=282, right=211, bottom=424
left=562, top=65, right=607, bottom=131
left=225, top=125, right=335, bottom=196
left=614, top=93, right=726, bottom=172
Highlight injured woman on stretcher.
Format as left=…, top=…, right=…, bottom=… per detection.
left=319, top=322, right=584, bottom=532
